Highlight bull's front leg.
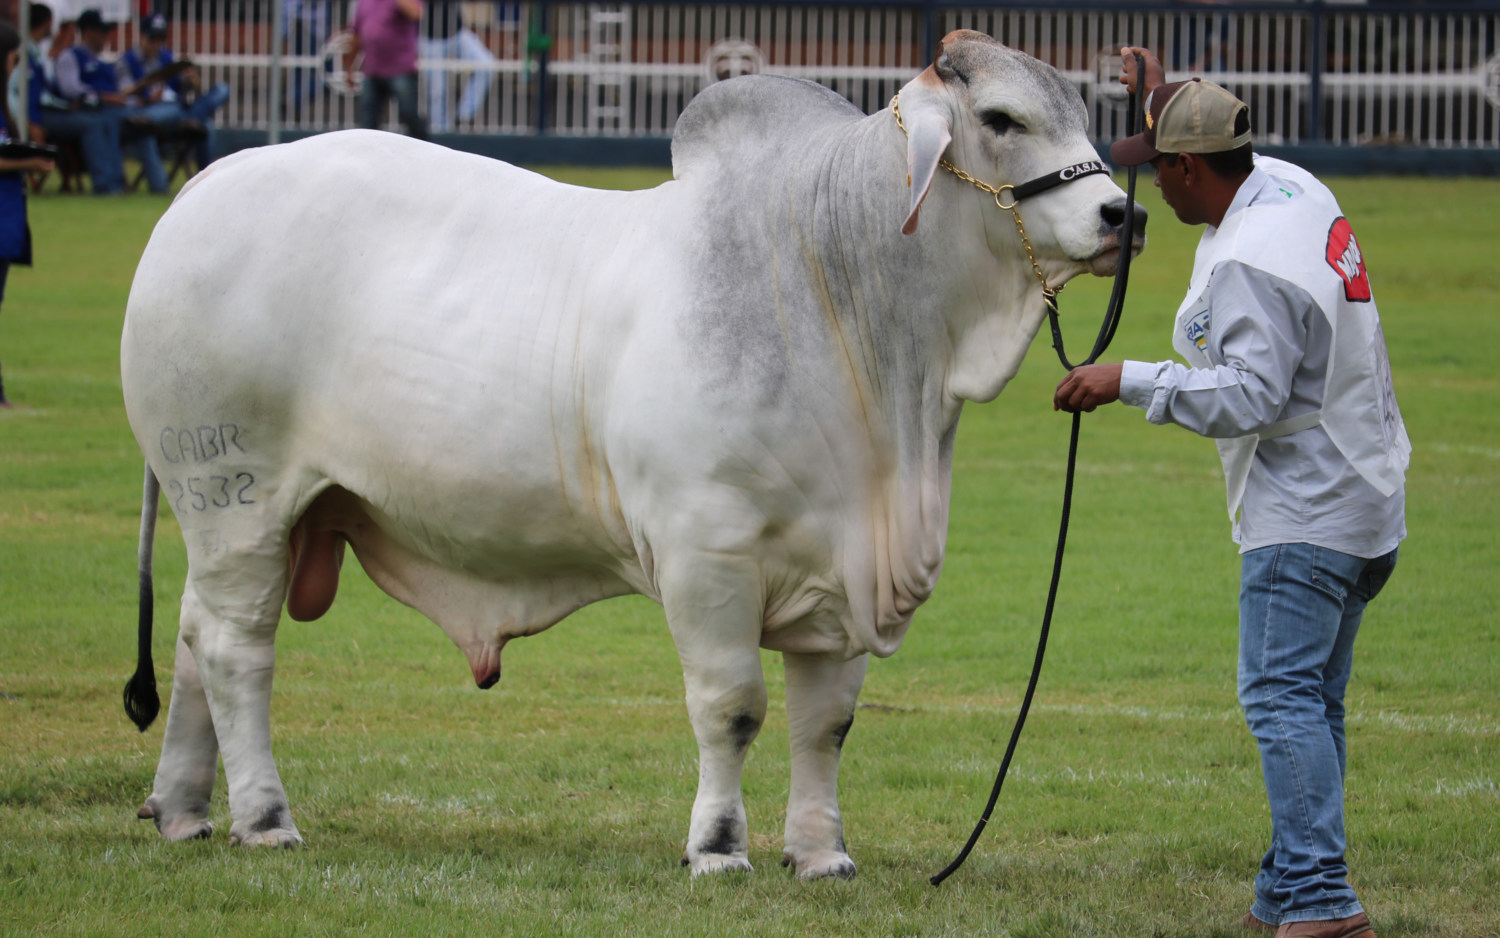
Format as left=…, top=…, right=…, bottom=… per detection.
left=139, top=633, right=220, bottom=841
left=662, top=561, right=768, bottom=875
left=781, top=651, right=868, bottom=879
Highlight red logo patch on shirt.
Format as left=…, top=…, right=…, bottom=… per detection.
left=1325, top=216, right=1371, bottom=302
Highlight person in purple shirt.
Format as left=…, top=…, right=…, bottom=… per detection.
left=345, top=0, right=428, bottom=139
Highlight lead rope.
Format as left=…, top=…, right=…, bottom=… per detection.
left=913, top=55, right=1147, bottom=886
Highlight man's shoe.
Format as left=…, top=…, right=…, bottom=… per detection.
left=1240, top=910, right=1276, bottom=932
left=1274, top=912, right=1375, bottom=938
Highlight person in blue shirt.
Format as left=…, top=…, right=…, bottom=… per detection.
left=51, top=8, right=168, bottom=193
left=28, top=3, right=127, bottom=194
left=0, top=23, right=56, bottom=406
left=116, top=11, right=231, bottom=168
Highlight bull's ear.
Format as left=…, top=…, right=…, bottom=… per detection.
left=901, top=88, right=952, bottom=236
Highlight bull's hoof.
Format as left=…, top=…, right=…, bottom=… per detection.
left=227, top=805, right=303, bottom=848
left=227, top=827, right=303, bottom=848
left=782, top=848, right=857, bottom=880
left=139, top=796, right=214, bottom=841
left=687, top=852, right=754, bottom=876
left=228, top=809, right=303, bottom=848
left=162, top=817, right=215, bottom=841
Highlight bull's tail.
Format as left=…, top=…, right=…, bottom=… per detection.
left=123, top=463, right=162, bottom=731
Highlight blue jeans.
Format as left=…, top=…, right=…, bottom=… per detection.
left=420, top=29, right=496, bottom=130
left=1239, top=543, right=1398, bottom=926
left=281, top=11, right=328, bottom=122
left=358, top=73, right=429, bottom=140
left=38, top=108, right=125, bottom=194
left=119, top=110, right=169, bottom=193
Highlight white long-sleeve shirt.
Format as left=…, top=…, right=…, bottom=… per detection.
left=52, top=46, right=91, bottom=102
left=1119, top=168, right=1405, bottom=558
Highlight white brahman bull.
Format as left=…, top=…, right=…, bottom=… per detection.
left=120, top=31, right=1144, bottom=878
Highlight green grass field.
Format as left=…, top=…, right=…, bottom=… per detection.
left=1, top=166, right=1497, bottom=937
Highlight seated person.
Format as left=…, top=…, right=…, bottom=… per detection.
left=116, top=11, right=230, bottom=168
left=27, top=2, right=128, bottom=194
left=51, top=8, right=168, bottom=193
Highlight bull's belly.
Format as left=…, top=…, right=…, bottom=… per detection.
left=291, top=485, right=637, bottom=682
left=300, top=480, right=880, bottom=669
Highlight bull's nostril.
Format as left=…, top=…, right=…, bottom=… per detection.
left=1100, top=200, right=1147, bottom=233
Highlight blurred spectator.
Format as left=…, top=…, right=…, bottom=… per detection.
left=421, top=1, right=494, bottom=131
left=117, top=12, right=231, bottom=167
left=347, top=0, right=428, bottom=139
left=0, top=23, right=54, bottom=405
left=280, top=0, right=330, bottom=122
left=51, top=8, right=169, bottom=193
left=29, top=3, right=129, bottom=194
left=39, top=0, right=77, bottom=61
left=1171, top=0, right=1231, bottom=74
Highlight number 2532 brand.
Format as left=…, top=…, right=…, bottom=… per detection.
left=167, top=474, right=256, bottom=512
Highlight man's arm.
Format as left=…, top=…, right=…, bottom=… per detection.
left=342, top=30, right=363, bottom=81
left=0, top=155, right=56, bottom=174
left=396, top=0, right=424, bottom=21
left=54, top=50, right=128, bottom=106
left=1061, top=263, right=1313, bottom=438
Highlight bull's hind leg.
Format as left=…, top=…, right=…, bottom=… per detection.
left=781, top=651, right=868, bottom=879
left=139, top=632, right=220, bottom=840
left=174, top=544, right=302, bottom=847
left=661, top=560, right=768, bottom=875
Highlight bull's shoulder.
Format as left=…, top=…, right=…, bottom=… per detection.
left=670, top=75, right=863, bottom=181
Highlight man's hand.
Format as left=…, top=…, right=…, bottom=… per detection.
left=1119, top=46, right=1166, bottom=99
left=1054, top=363, right=1124, bottom=413
left=0, top=156, right=57, bottom=174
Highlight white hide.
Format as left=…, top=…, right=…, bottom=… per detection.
left=121, top=31, right=1142, bottom=876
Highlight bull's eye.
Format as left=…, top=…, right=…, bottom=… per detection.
left=982, top=111, right=1024, bottom=135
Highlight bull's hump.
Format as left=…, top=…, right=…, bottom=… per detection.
left=671, top=75, right=863, bottom=180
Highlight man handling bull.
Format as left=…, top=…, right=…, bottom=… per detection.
left=1053, top=48, right=1408, bottom=938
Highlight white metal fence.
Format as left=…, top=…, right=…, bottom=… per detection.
left=92, top=1, right=1500, bottom=148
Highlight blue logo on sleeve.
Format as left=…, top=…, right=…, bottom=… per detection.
left=1183, top=309, right=1211, bottom=352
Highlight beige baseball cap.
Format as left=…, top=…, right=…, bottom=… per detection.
left=1110, top=78, right=1251, bottom=166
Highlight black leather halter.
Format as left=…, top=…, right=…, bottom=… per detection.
left=1006, top=159, right=1110, bottom=204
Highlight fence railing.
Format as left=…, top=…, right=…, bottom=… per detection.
left=88, top=1, right=1500, bottom=149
